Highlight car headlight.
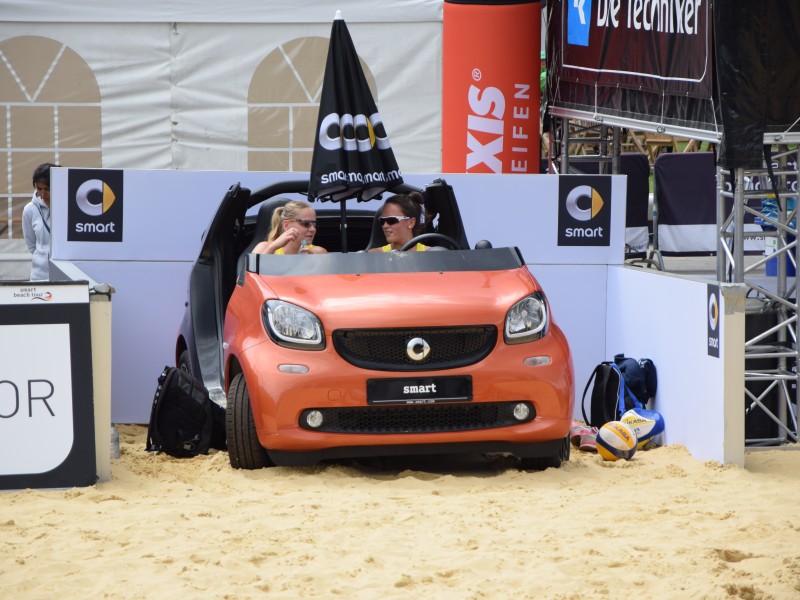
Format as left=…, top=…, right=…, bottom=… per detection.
left=504, top=292, right=548, bottom=344
left=262, top=300, right=325, bottom=350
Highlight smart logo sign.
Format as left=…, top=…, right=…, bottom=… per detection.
left=68, top=169, right=123, bottom=242
left=707, top=284, right=720, bottom=358
left=557, top=177, right=612, bottom=246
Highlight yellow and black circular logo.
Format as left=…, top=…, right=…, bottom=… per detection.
left=558, top=176, right=612, bottom=246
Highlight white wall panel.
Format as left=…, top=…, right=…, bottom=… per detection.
left=606, top=267, right=745, bottom=465
left=51, top=169, right=625, bottom=424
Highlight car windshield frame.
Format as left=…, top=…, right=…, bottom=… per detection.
left=245, top=247, right=525, bottom=277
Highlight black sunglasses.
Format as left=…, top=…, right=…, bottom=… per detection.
left=288, top=218, right=317, bottom=228
left=379, top=216, right=412, bottom=226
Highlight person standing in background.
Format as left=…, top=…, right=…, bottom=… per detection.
left=22, top=163, right=58, bottom=281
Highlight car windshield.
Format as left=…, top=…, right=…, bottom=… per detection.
left=245, top=247, right=524, bottom=277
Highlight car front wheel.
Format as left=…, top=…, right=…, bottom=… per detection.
left=518, top=435, right=570, bottom=471
left=226, top=373, right=273, bottom=469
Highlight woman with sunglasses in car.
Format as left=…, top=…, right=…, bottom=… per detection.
left=252, top=200, right=327, bottom=255
left=369, top=191, right=428, bottom=252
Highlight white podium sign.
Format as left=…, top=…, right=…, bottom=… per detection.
left=0, top=282, right=96, bottom=489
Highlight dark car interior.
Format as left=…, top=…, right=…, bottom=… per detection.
left=227, top=179, right=471, bottom=282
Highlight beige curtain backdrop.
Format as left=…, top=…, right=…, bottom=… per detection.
left=0, top=11, right=443, bottom=241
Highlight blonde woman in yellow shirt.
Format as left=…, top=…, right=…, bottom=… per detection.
left=252, top=200, right=327, bottom=255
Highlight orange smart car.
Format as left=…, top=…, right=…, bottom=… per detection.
left=177, top=179, right=574, bottom=469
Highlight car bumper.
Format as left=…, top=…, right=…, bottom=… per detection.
left=266, top=438, right=567, bottom=466
left=234, top=330, right=574, bottom=458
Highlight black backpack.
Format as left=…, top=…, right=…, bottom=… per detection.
left=581, top=355, right=657, bottom=428
left=146, top=366, right=227, bottom=457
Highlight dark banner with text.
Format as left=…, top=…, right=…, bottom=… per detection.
left=561, top=0, right=711, bottom=95
left=547, top=0, right=717, bottom=133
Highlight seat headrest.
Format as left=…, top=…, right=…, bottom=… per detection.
left=244, top=197, right=291, bottom=255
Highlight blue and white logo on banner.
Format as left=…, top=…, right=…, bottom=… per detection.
left=567, top=0, right=592, bottom=47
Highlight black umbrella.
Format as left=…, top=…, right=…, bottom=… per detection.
left=308, top=12, right=404, bottom=250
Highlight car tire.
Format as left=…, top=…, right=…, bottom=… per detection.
left=178, top=349, right=192, bottom=375
left=518, top=434, right=570, bottom=471
left=226, top=373, right=273, bottom=469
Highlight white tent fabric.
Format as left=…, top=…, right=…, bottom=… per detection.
left=0, top=9, right=442, bottom=175
left=1, top=1, right=443, bottom=23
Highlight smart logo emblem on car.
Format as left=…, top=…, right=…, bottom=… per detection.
left=406, top=337, right=430, bottom=361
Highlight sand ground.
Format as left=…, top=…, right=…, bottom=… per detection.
left=2, top=424, right=800, bottom=599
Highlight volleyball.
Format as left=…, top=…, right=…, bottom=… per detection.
left=596, top=421, right=638, bottom=461
left=621, top=408, right=665, bottom=449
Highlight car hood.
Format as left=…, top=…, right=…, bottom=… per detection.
left=249, top=267, right=540, bottom=329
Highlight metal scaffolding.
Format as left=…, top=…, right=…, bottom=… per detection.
left=718, top=146, right=799, bottom=445
left=549, top=117, right=799, bottom=446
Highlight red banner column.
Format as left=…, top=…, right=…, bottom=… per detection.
left=442, top=0, right=541, bottom=174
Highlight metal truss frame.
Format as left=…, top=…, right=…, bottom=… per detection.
left=550, top=116, right=799, bottom=446
left=718, top=146, right=799, bottom=445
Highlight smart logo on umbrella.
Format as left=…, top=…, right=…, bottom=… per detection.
left=68, top=169, right=123, bottom=242
left=557, top=176, right=611, bottom=246
left=318, top=112, right=391, bottom=152
left=317, top=111, right=402, bottom=191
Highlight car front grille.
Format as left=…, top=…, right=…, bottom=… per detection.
left=332, top=326, right=497, bottom=371
left=299, top=401, right=534, bottom=434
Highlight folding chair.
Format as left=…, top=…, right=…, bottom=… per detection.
left=654, top=152, right=764, bottom=257
left=619, top=153, right=661, bottom=269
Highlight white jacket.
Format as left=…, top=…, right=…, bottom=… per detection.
left=21, top=193, right=51, bottom=281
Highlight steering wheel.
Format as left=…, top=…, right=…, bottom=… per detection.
left=400, top=232, right=462, bottom=251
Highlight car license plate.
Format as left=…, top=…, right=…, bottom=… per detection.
left=367, top=376, right=472, bottom=405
